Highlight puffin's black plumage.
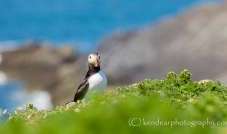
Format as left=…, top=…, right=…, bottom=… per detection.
left=73, top=66, right=101, bottom=102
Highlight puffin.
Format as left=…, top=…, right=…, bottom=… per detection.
left=73, top=52, right=107, bottom=102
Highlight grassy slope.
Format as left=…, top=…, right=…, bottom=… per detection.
left=1, top=70, right=227, bottom=134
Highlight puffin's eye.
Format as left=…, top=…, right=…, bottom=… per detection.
left=89, top=56, right=92, bottom=59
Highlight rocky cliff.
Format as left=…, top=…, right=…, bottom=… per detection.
left=98, top=3, right=227, bottom=85
left=0, top=42, right=84, bottom=105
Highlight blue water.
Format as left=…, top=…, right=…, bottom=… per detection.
left=0, top=81, right=22, bottom=120
left=0, top=81, right=24, bottom=111
left=0, top=0, right=211, bottom=51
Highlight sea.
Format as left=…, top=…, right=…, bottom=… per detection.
left=0, top=0, right=218, bottom=115
left=0, top=0, right=215, bottom=51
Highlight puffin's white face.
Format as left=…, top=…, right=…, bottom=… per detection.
left=88, top=53, right=101, bottom=67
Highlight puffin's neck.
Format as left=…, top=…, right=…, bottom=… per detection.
left=85, top=65, right=101, bottom=79
left=88, top=65, right=100, bottom=73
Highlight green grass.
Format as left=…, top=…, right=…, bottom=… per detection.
left=1, top=69, right=227, bottom=134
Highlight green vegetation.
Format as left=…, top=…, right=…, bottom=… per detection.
left=1, top=70, right=227, bottom=134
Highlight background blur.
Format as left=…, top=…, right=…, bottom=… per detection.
left=0, top=0, right=226, bottom=111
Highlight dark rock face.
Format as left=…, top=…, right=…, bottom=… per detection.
left=98, top=4, right=227, bottom=85
left=0, top=43, right=83, bottom=105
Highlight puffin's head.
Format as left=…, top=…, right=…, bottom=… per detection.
left=88, top=52, right=101, bottom=67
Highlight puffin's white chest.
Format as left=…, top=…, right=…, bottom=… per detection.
left=88, top=71, right=107, bottom=90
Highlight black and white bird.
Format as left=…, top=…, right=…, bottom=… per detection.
left=73, top=52, right=107, bottom=102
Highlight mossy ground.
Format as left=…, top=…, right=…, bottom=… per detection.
left=1, top=70, right=227, bottom=134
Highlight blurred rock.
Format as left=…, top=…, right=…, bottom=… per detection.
left=0, top=42, right=83, bottom=105
left=98, top=3, right=227, bottom=85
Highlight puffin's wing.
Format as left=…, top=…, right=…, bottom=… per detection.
left=73, top=79, right=89, bottom=102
